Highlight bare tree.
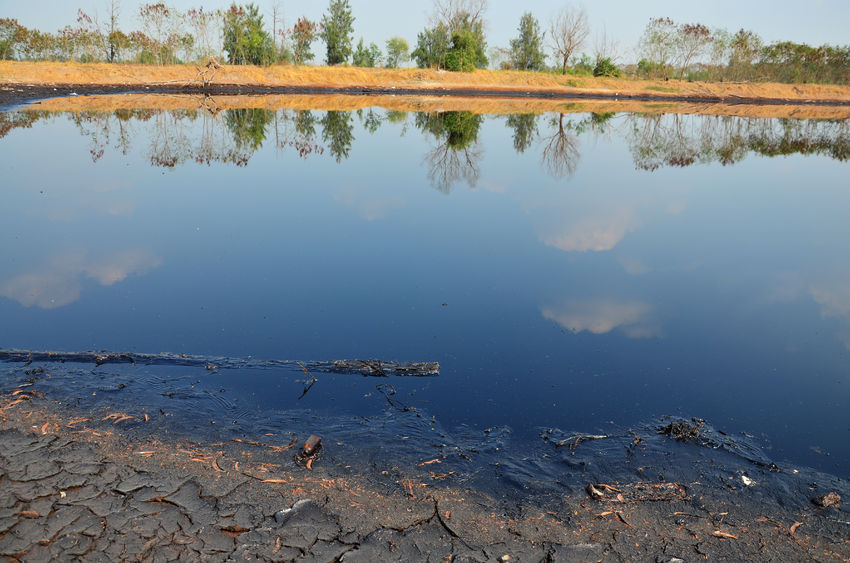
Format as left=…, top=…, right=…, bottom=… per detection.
left=549, top=6, right=589, bottom=74
left=431, top=0, right=488, bottom=32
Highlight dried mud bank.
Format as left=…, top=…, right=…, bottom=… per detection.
left=1, top=392, right=848, bottom=562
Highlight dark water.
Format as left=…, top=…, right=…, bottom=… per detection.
left=1, top=102, right=849, bottom=491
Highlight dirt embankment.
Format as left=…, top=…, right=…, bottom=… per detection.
left=2, top=61, right=850, bottom=109
left=1, top=388, right=848, bottom=561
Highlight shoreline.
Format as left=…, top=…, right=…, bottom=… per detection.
left=3, top=61, right=850, bottom=111
left=1, top=383, right=848, bottom=560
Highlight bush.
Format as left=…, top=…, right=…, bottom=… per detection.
left=593, top=57, right=621, bottom=77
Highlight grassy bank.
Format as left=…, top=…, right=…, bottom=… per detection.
left=3, top=61, right=850, bottom=105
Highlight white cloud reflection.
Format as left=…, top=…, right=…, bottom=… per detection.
left=542, top=299, right=661, bottom=339
left=1, top=249, right=162, bottom=309
left=538, top=207, right=640, bottom=253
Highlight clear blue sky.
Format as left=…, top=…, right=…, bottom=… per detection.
left=1, top=0, right=848, bottom=63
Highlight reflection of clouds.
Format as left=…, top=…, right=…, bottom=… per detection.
left=619, top=257, right=650, bottom=275
left=810, top=279, right=850, bottom=349
left=540, top=208, right=640, bottom=253
left=542, top=299, right=661, bottom=339
left=334, top=188, right=405, bottom=221
left=0, top=249, right=162, bottom=309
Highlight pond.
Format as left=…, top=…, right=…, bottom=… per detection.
left=1, top=96, right=849, bottom=496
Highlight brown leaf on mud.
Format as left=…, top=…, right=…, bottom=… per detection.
left=135, top=451, right=156, bottom=457
left=40, top=422, right=50, bottom=434
left=262, top=479, right=288, bottom=483
left=712, top=531, right=738, bottom=539
left=306, top=458, right=314, bottom=471
left=418, top=458, right=442, bottom=466
left=273, top=537, right=281, bottom=554
left=20, top=510, right=40, bottom=518
left=615, top=511, right=634, bottom=528
left=144, top=413, right=149, bottom=422
left=790, top=522, right=803, bottom=534
left=597, top=484, right=622, bottom=493
left=212, top=459, right=225, bottom=473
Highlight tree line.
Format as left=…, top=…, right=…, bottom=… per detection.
left=1, top=0, right=848, bottom=85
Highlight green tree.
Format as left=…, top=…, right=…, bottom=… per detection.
left=223, top=3, right=274, bottom=65
left=411, top=24, right=450, bottom=68
left=320, top=0, right=355, bottom=65
left=385, top=36, right=409, bottom=68
left=352, top=38, right=381, bottom=67
left=509, top=12, right=545, bottom=71
left=445, top=29, right=477, bottom=72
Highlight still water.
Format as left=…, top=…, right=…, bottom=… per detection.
left=1, top=99, right=849, bottom=482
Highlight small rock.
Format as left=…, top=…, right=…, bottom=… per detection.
left=812, top=492, right=841, bottom=508
left=741, top=475, right=754, bottom=487
left=302, top=435, right=321, bottom=456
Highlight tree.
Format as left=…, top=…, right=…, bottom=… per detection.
left=676, top=23, right=712, bottom=78
left=352, top=38, right=381, bottom=67
left=509, top=12, right=545, bottom=71
left=445, top=30, right=477, bottom=71
left=0, top=18, right=26, bottom=60
left=385, top=37, right=409, bottom=68
left=428, top=0, right=488, bottom=68
left=411, top=24, right=450, bottom=68
left=223, top=3, right=273, bottom=65
left=187, top=7, right=221, bottom=61
left=138, top=3, right=173, bottom=64
left=320, top=0, right=354, bottom=65
left=289, top=17, right=320, bottom=65
left=549, top=6, right=588, bottom=74
left=638, top=17, right=678, bottom=77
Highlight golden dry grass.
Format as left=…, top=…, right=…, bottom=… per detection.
left=3, top=60, right=850, bottom=105
left=23, top=92, right=850, bottom=121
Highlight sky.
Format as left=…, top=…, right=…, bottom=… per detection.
left=1, top=0, right=848, bottom=64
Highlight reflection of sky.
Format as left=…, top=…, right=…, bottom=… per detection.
left=1, top=249, right=162, bottom=309
left=2, top=109, right=850, bottom=474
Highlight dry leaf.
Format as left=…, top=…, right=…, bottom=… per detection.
left=712, top=531, right=737, bottom=539
left=790, top=522, right=803, bottom=534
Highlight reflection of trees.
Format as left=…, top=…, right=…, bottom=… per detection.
left=357, top=108, right=383, bottom=134
left=224, top=108, right=274, bottom=152
left=625, top=114, right=850, bottom=170
left=321, top=111, right=355, bottom=163
left=0, top=111, right=44, bottom=139
left=541, top=113, right=581, bottom=179
left=505, top=113, right=538, bottom=153
left=416, top=111, right=484, bottom=193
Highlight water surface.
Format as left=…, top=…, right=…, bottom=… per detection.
left=1, top=100, right=849, bottom=484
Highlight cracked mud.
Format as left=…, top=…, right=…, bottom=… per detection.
left=0, top=390, right=848, bottom=562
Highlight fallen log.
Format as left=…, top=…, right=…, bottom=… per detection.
left=0, top=349, right=439, bottom=377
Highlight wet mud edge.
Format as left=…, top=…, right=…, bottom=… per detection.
left=1, top=393, right=848, bottom=561
left=2, top=82, right=850, bottom=111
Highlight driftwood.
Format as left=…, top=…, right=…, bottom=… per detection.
left=0, top=350, right=439, bottom=377
left=190, top=56, right=221, bottom=89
